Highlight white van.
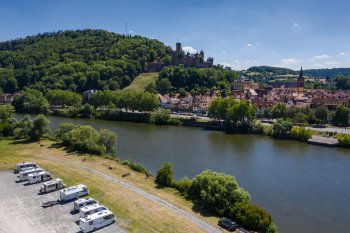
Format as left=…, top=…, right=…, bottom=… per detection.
left=59, top=184, right=89, bottom=202
left=19, top=167, right=44, bottom=181
left=74, top=197, right=97, bottom=212
left=14, top=162, right=38, bottom=174
left=80, top=210, right=115, bottom=233
left=27, top=171, right=52, bottom=184
left=40, top=179, right=65, bottom=193
left=79, top=203, right=106, bottom=218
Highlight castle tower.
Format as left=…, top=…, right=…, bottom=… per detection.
left=176, top=42, right=182, bottom=53
left=297, top=66, right=304, bottom=93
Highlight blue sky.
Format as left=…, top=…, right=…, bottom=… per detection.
left=0, top=0, right=349, bottom=70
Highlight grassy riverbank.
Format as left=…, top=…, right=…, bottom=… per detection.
left=0, top=139, right=221, bottom=233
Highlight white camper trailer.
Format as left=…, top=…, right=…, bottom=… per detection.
left=80, top=210, right=115, bottom=233
left=74, top=197, right=98, bottom=211
left=27, top=171, right=52, bottom=184
left=79, top=203, right=107, bottom=218
left=19, top=167, right=44, bottom=181
left=59, top=184, right=89, bottom=202
left=40, top=179, right=65, bottom=193
left=14, top=162, right=38, bottom=174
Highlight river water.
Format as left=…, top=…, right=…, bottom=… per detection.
left=14, top=114, right=350, bottom=233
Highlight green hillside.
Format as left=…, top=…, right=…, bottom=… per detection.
left=0, top=29, right=172, bottom=93
left=124, top=72, right=159, bottom=92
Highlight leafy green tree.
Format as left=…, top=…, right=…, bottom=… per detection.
left=156, top=162, right=174, bottom=187
left=189, top=170, right=250, bottom=215
left=227, top=100, right=256, bottom=133
left=55, top=123, right=79, bottom=139
left=139, top=92, right=159, bottom=112
left=314, top=105, right=329, bottom=124
left=271, top=119, right=293, bottom=139
left=157, top=78, right=171, bottom=94
left=80, top=104, right=94, bottom=118
left=0, top=117, right=17, bottom=137
left=15, top=115, right=33, bottom=139
left=263, top=107, right=273, bottom=119
left=228, top=203, right=272, bottom=232
left=46, top=89, right=82, bottom=106
left=4, top=77, right=18, bottom=93
left=333, top=105, right=350, bottom=126
left=150, top=109, right=171, bottom=125
left=272, top=103, right=287, bottom=119
left=12, top=89, right=51, bottom=114
left=28, top=114, right=50, bottom=141
left=99, top=129, right=117, bottom=153
left=0, top=105, right=12, bottom=120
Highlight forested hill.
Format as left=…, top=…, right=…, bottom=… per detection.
left=246, top=66, right=297, bottom=75
left=0, top=29, right=172, bottom=93
left=303, top=68, right=350, bottom=78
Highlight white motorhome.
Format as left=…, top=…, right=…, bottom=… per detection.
left=79, top=203, right=107, bottom=218
left=59, top=184, right=89, bottom=202
left=80, top=210, right=115, bottom=233
left=14, top=162, right=38, bottom=174
left=74, top=197, right=98, bottom=211
left=19, top=167, right=44, bottom=181
left=27, top=171, right=52, bottom=184
left=40, top=179, right=65, bottom=193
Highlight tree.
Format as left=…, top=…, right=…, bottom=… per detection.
left=314, top=105, right=329, bottom=125
left=271, top=119, right=293, bottom=139
left=4, top=77, right=18, bottom=93
left=333, top=105, right=350, bottom=126
left=12, top=89, right=51, bottom=114
left=99, top=129, right=117, bottom=153
left=227, top=100, right=256, bottom=133
left=189, top=170, right=250, bottom=216
left=28, top=114, right=50, bottom=141
left=157, top=78, right=171, bottom=94
left=263, top=107, right=273, bottom=119
left=80, top=104, right=94, bottom=118
left=272, top=103, right=287, bottom=119
left=150, top=109, right=171, bottom=125
left=46, top=89, right=82, bottom=106
left=55, top=123, right=79, bottom=139
left=15, top=115, right=33, bottom=139
left=156, top=162, right=174, bottom=187
left=139, top=92, right=159, bottom=112
left=0, top=105, right=13, bottom=120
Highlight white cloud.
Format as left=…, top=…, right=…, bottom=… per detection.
left=339, top=52, right=346, bottom=56
left=220, top=62, right=234, bottom=68
left=293, top=22, right=299, bottom=27
left=182, top=46, right=197, bottom=54
left=314, top=54, right=330, bottom=59
left=324, top=61, right=340, bottom=66
left=280, top=58, right=299, bottom=66
left=234, top=59, right=239, bottom=63
left=312, top=64, right=324, bottom=68
left=246, top=43, right=253, bottom=47
left=245, top=60, right=251, bottom=63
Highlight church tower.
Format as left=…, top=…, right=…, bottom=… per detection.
left=297, top=66, right=304, bottom=93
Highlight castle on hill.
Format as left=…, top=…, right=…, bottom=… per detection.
left=147, top=42, right=215, bottom=72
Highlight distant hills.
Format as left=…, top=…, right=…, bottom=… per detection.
left=247, top=66, right=350, bottom=78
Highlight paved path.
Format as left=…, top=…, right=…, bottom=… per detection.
left=42, top=156, right=221, bottom=233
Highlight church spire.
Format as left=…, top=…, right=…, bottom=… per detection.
left=299, top=66, right=303, bottom=79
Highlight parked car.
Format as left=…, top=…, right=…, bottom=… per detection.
left=218, top=218, right=237, bottom=231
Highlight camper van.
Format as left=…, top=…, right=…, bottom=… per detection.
left=40, top=179, right=65, bottom=193
left=79, top=204, right=107, bottom=218
left=74, top=197, right=98, bottom=211
left=80, top=210, right=115, bottom=233
left=27, top=171, right=52, bottom=184
left=14, top=162, right=38, bottom=174
left=19, top=167, right=44, bottom=181
left=59, top=184, right=89, bottom=202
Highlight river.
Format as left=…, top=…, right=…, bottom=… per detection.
left=14, top=114, right=350, bottom=233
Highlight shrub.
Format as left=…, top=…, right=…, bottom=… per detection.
left=271, top=119, right=293, bottom=139
left=150, top=109, right=171, bottom=125
left=228, top=203, right=272, bottom=232
left=338, top=134, right=350, bottom=148
left=156, top=162, right=174, bottom=187
left=189, top=170, right=250, bottom=215
left=252, top=122, right=264, bottom=135
left=28, top=114, right=50, bottom=141
left=267, top=223, right=279, bottom=233
left=174, top=177, right=192, bottom=195
left=291, top=127, right=312, bottom=142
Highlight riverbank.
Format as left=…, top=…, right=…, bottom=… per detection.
left=0, top=139, right=222, bottom=233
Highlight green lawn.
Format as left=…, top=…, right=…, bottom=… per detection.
left=124, top=72, right=159, bottom=92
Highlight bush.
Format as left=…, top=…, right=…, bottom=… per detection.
left=291, top=127, right=312, bottom=142
left=338, top=134, right=350, bottom=148
left=271, top=119, right=293, bottom=139
left=129, top=162, right=148, bottom=174
left=228, top=203, right=272, bottom=232
left=150, top=109, right=171, bottom=125
left=267, top=223, right=279, bottom=233
left=28, top=114, right=50, bottom=141
left=156, top=162, right=174, bottom=187
left=174, top=177, right=192, bottom=195
left=189, top=170, right=250, bottom=216
left=252, top=122, right=264, bottom=135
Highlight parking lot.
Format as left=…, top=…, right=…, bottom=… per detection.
left=0, top=171, right=126, bottom=233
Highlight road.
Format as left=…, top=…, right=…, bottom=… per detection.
left=42, top=156, right=221, bottom=233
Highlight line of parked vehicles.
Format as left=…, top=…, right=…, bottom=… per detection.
left=14, top=161, right=116, bottom=233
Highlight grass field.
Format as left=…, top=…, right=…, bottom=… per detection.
left=124, top=72, right=159, bottom=92
left=0, top=139, right=221, bottom=233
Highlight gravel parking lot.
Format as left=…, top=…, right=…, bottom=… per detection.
left=0, top=171, right=126, bottom=233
